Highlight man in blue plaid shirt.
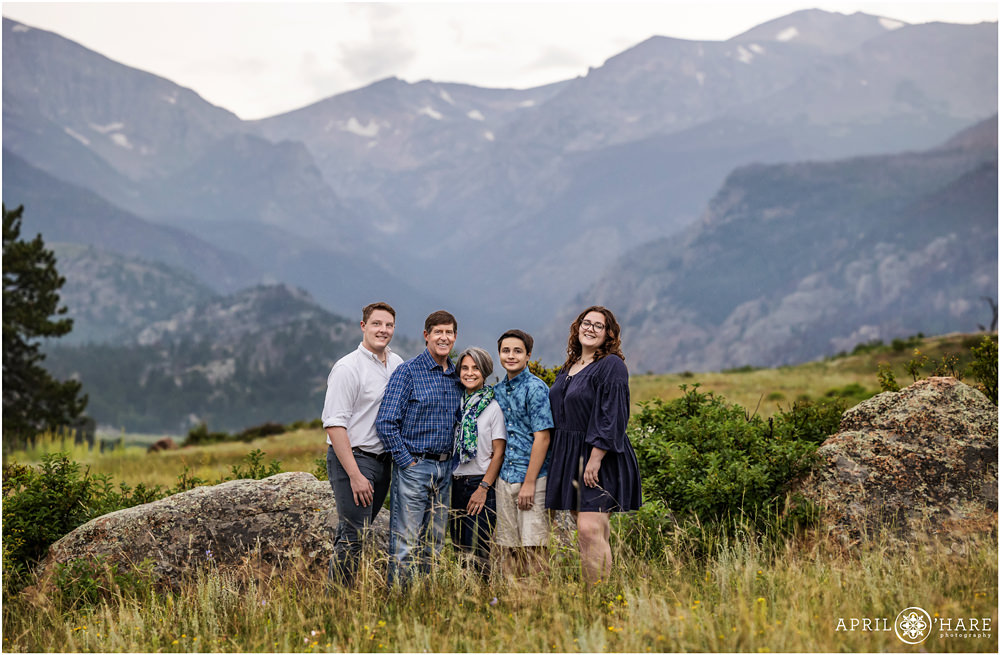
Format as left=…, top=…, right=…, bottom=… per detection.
left=376, top=310, right=462, bottom=585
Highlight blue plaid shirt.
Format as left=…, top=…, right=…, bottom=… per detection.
left=494, top=368, right=555, bottom=484
left=376, top=348, right=463, bottom=468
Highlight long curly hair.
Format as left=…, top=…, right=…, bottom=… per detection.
left=562, top=305, right=625, bottom=370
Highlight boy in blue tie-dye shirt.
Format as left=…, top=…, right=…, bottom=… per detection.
left=492, top=329, right=554, bottom=575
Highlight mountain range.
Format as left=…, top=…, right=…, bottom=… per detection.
left=2, top=10, right=997, bottom=430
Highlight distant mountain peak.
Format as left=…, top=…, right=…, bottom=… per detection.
left=730, top=8, right=905, bottom=53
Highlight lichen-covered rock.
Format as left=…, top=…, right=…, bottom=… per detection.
left=795, top=377, right=998, bottom=545
left=38, top=472, right=388, bottom=585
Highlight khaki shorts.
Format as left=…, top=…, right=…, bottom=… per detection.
left=495, top=477, right=551, bottom=547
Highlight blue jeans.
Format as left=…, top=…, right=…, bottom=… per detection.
left=388, top=457, right=453, bottom=586
left=326, top=446, right=391, bottom=585
left=450, top=474, right=497, bottom=579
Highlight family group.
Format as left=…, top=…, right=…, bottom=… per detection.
left=320, top=302, right=642, bottom=587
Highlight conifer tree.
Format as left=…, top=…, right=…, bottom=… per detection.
left=2, top=203, right=87, bottom=446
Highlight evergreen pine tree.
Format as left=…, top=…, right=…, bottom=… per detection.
left=2, top=203, right=87, bottom=446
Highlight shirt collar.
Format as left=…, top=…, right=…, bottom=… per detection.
left=503, top=367, right=530, bottom=388
left=358, top=341, right=392, bottom=363
left=420, top=348, right=455, bottom=374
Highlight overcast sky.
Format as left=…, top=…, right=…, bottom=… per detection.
left=3, top=1, right=997, bottom=120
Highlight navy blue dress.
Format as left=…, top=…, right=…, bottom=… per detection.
left=545, top=355, right=642, bottom=512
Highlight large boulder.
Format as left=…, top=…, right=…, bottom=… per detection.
left=38, top=472, right=389, bottom=586
left=796, top=377, right=998, bottom=545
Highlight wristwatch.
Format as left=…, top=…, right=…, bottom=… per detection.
left=478, top=480, right=491, bottom=490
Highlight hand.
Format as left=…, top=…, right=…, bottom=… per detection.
left=517, top=480, right=536, bottom=511
left=349, top=473, right=374, bottom=507
left=467, top=487, right=487, bottom=515
left=583, top=456, right=602, bottom=488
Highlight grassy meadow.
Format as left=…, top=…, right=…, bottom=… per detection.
left=2, top=331, right=997, bottom=652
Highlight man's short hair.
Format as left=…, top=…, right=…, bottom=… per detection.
left=497, top=329, right=534, bottom=355
left=362, top=302, right=396, bottom=323
left=424, top=310, right=457, bottom=334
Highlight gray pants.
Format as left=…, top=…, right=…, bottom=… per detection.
left=326, top=445, right=391, bottom=585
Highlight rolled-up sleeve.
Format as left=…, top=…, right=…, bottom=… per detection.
left=585, top=357, right=630, bottom=453
left=375, top=364, right=413, bottom=467
left=321, top=362, right=359, bottom=429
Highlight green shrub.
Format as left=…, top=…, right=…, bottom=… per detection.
left=527, top=360, right=560, bottom=388
left=228, top=448, right=282, bottom=480
left=969, top=334, right=998, bottom=404
left=237, top=422, right=286, bottom=441
left=822, top=382, right=872, bottom=405
left=876, top=362, right=900, bottom=392
left=774, top=398, right=847, bottom=444
left=629, top=385, right=821, bottom=528
left=182, top=422, right=230, bottom=447
left=2, top=454, right=95, bottom=581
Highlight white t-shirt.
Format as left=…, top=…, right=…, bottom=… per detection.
left=453, top=399, right=508, bottom=477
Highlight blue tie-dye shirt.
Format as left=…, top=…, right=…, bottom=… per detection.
left=493, top=368, right=555, bottom=484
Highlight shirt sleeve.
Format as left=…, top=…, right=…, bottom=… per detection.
left=585, top=357, right=630, bottom=453
left=525, top=380, right=555, bottom=434
left=488, top=401, right=508, bottom=442
left=321, top=361, right=360, bottom=429
left=375, top=364, right=414, bottom=467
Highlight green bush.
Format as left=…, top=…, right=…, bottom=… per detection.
left=527, top=360, right=560, bottom=388
left=774, top=398, right=847, bottom=444
left=629, top=385, right=823, bottom=528
left=182, top=422, right=230, bottom=447
left=2, top=454, right=96, bottom=583
left=237, top=422, right=286, bottom=441
left=228, top=448, right=282, bottom=480
left=969, top=334, right=998, bottom=404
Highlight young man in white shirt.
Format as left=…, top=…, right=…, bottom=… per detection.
left=321, top=301, right=404, bottom=586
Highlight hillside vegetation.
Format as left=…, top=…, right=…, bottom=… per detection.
left=12, top=332, right=992, bottom=489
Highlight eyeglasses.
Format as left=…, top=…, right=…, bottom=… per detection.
left=581, top=319, right=606, bottom=332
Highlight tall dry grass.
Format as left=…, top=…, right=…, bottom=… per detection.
left=3, top=521, right=996, bottom=652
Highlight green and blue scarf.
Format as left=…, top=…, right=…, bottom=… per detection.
left=456, top=386, right=495, bottom=464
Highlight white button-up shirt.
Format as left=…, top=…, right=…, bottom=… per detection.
left=322, top=342, right=403, bottom=453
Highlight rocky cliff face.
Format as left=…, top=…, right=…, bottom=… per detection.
left=551, top=118, right=998, bottom=372
left=795, top=377, right=998, bottom=546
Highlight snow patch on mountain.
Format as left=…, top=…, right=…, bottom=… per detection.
left=438, top=89, right=455, bottom=105
left=110, top=133, right=133, bottom=149
left=467, top=109, right=485, bottom=121
left=419, top=106, right=443, bottom=120
left=12, top=24, right=29, bottom=33
left=90, top=122, right=125, bottom=134
left=483, top=131, right=495, bottom=141
left=64, top=126, right=91, bottom=146
left=879, top=17, right=905, bottom=30
left=341, top=117, right=379, bottom=138
left=776, top=26, right=799, bottom=41
left=736, top=46, right=754, bottom=64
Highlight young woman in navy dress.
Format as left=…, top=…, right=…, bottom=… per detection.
left=546, top=305, right=641, bottom=583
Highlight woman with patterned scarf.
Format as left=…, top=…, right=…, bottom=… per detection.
left=450, top=346, right=507, bottom=579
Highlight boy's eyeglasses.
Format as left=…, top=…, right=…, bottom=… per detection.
left=581, top=320, right=605, bottom=332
